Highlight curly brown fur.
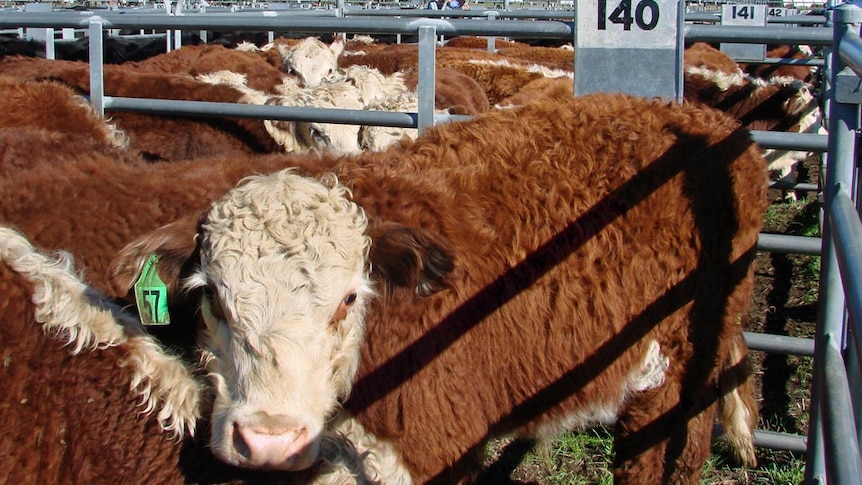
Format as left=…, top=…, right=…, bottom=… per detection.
left=328, top=94, right=767, bottom=484
left=129, top=43, right=289, bottom=93
left=0, top=56, right=283, bottom=162
left=402, top=66, right=490, bottom=115
left=684, top=42, right=743, bottom=75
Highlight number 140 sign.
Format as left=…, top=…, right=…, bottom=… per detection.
left=577, top=0, right=679, bottom=49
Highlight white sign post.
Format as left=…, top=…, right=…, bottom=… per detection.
left=575, top=0, right=683, bottom=103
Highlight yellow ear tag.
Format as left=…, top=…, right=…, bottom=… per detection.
left=134, top=254, right=171, bottom=326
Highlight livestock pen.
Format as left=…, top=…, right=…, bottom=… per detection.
left=0, top=2, right=859, bottom=483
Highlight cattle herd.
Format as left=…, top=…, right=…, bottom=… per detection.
left=0, top=29, right=823, bottom=484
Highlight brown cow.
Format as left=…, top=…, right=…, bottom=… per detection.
left=684, top=66, right=824, bottom=199
left=109, top=93, right=768, bottom=484
left=684, top=42, right=743, bottom=75
left=0, top=75, right=140, bottom=176
left=740, top=44, right=820, bottom=85
left=0, top=56, right=282, bottom=162
left=129, top=43, right=291, bottom=93
left=0, top=225, right=200, bottom=483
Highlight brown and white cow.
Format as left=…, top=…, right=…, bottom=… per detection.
left=684, top=66, right=825, bottom=199
left=0, top=225, right=200, bottom=482
left=110, top=93, right=768, bottom=484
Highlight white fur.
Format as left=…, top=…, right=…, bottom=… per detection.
left=186, top=170, right=373, bottom=470
left=531, top=340, right=669, bottom=436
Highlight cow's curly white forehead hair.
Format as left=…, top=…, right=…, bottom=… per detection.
left=201, top=169, right=370, bottom=264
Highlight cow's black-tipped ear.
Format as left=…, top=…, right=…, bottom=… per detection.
left=368, top=221, right=457, bottom=297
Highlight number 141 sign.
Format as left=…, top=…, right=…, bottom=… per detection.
left=577, top=0, right=679, bottom=49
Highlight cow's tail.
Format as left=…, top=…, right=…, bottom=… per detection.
left=717, top=329, right=759, bottom=468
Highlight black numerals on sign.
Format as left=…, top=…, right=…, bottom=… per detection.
left=598, top=0, right=660, bottom=31
left=731, top=5, right=753, bottom=19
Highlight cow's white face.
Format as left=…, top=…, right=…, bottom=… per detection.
left=263, top=81, right=364, bottom=155
left=285, top=37, right=343, bottom=88
left=186, top=170, right=372, bottom=471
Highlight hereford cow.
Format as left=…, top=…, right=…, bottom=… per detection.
left=684, top=66, right=824, bottom=199
left=684, top=42, right=743, bottom=76
left=740, top=44, right=820, bottom=85
left=449, top=58, right=573, bottom=105
left=109, top=93, right=768, bottom=484
left=128, top=43, right=291, bottom=93
left=401, top=66, right=491, bottom=116
left=0, top=224, right=380, bottom=484
left=0, top=225, right=200, bottom=482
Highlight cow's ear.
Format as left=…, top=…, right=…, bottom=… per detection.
left=368, top=221, right=458, bottom=297
left=108, top=216, right=201, bottom=301
left=330, top=37, right=345, bottom=58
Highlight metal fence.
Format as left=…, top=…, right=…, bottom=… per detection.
left=0, top=4, right=860, bottom=483
left=804, top=4, right=862, bottom=483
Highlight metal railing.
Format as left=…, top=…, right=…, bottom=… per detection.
left=803, top=4, right=862, bottom=483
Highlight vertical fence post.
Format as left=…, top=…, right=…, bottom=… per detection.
left=485, top=11, right=498, bottom=52
left=417, top=24, right=437, bottom=133
left=806, top=3, right=862, bottom=483
left=88, top=16, right=106, bottom=118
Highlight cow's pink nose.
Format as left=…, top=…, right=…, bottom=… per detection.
left=232, top=421, right=311, bottom=470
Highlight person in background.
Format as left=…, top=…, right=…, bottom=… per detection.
left=461, top=0, right=470, bottom=9
left=445, top=0, right=461, bottom=9
left=428, top=0, right=439, bottom=9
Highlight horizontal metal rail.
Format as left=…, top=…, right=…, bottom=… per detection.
left=713, top=426, right=809, bottom=454
left=0, top=11, right=836, bottom=47
left=754, top=430, right=808, bottom=454
left=757, top=233, right=822, bottom=256
left=0, top=12, right=576, bottom=38
left=750, top=131, right=828, bottom=152
left=770, top=181, right=819, bottom=192
left=684, top=24, right=833, bottom=46
left=103, top=96, right=421, bottom=127
left=745, top=332, right=816, bottom=357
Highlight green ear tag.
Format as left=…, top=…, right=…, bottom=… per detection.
left=134, top=254, right=171, bottom=326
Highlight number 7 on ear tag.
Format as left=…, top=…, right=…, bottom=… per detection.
left=134, top=254, right=171, bottom=326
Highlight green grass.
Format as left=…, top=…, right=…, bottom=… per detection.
left=494, top=428, right=807, bottom=485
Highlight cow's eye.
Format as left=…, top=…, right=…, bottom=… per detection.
left=202, top=285, right=226, bottom=322
left=329, top=292, right=358, bottom=331
left=310, top=126, right=330, bottom=146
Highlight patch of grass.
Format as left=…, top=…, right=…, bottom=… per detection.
left=484, top=427, right=808, bottom=485
left=533, top=427, right=614, bottom=485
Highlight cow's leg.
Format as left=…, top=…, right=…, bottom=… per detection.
left=612, top=379, right=718, bottom=485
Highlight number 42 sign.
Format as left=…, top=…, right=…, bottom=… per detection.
left=575, top=0, right=683, bottom=102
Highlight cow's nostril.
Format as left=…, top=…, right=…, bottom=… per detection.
left=232, top=422, right=252, bottom=459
